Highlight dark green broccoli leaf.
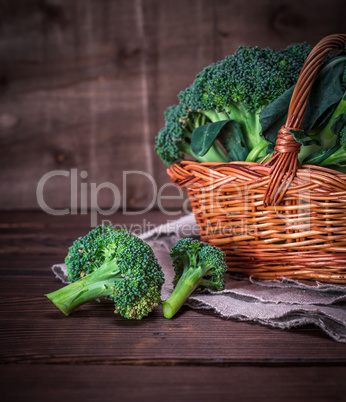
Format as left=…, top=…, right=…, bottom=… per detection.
left=304, top=113, right=346, bottom=166
left=191, top=120, right=230, bottom=157
left=260, top=51, right=346, bottom=169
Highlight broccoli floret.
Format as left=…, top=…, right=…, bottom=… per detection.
left=46, top=225, right=165, bottom=320
left=162, top=238, right=228, bottom=319
left=155, top=103, right=229, bottom=166
left=156, top=43, right=311, bottom=166
left=64, top=223, right=119, bottom=283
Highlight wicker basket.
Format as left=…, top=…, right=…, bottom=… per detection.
left=167, top=34, right=346, bottom=284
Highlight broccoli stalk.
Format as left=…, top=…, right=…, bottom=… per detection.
left=316, top=113, right=346, bottom=167
left=300, top=96, right=346, bottom=165
left=200, top=103, right=263, bottom=151
left=46, top=225, right=165, bottom=320
left=46, top=258, right=121, bottom=316
left=200, top=104, right=268, bottom=161
left=162, top=238, right=228, bottom=319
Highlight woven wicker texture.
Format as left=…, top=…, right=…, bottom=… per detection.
left=169, top=161, right=346, bottom=282
left=168, top=34, right=346, bottom=283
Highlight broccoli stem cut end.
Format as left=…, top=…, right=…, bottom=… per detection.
left=162, top=301, right=175, bottom=319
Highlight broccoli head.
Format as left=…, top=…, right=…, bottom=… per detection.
left=46, top=225, right=165, bottom=320
left=162, top=238, right=228, bottom=319
left=156, top=43, right=312, bottom=166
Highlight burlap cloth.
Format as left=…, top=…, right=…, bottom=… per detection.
left=52, top=214, right=346, bottom=342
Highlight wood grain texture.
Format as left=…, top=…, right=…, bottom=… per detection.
left=0, top=0, right=345, bottom=210
left=1, top=211, right=346, bottom=401
left=2, top=365, right=346, bottom=402
left=1, top=212, right=346, bottom=367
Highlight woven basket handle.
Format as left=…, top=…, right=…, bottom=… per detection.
left=263, top=34, right=346, bottom=207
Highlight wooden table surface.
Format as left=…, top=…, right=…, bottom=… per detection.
left=1, top=211, right=346, bottom=402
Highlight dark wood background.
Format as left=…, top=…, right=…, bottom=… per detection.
left=2, top=211, right=346, bottom=402
left=1, top=0, right=345, bottom=211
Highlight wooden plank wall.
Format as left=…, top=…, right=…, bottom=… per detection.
left=0, top=0, right=345, bottom=211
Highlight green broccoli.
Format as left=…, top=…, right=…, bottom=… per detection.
left=162, top=238, right=228, bottom=319
left=155, top=43, right=312, bottom=166
left=46, top=225, right=165, bottom=320
left=64, top=223, right=117, bottom=283
left=155, top=103, right=229, bottom=166
left=258, top=48, right=346, bottom=171
left=316, top=114, right=346, bottom=167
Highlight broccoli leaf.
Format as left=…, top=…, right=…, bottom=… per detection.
left=301, top=142, right=337, bottom=166
left=260, top=52, right=346, bottom=147
left=191, top=119, right=250, bottom=161
left=303, top=53, right=346, bottom=132
left=319, top=113, right=346, bottom=166
left=218, top=120, right=249, bottom=161
left=191, top=120, right=230, bottom=157
left=259, top=86, right=292, bottom=146
left=303, top=114, right=346, bottom=165
left=289, top=129, right=320, bottom=147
